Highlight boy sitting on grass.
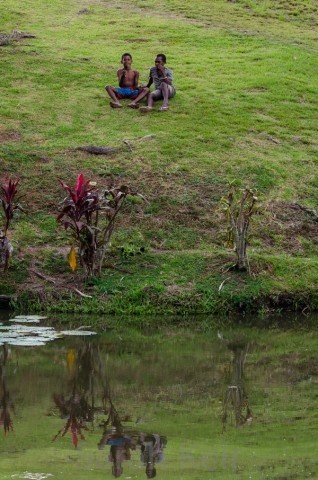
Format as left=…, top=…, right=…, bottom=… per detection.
left=105, top=53, right=149, bottom=109
left=139, top=53, right=176, bottom=112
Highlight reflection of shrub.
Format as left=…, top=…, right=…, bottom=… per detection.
left=0, top=178, right=23, bottom=272
left=222, top=342, right=253, bottom=430
left=56, top=174, right=144, bottom=277
left=52, top=393, right=88, bottom=448
left=0, top=345, right=14, bottom=435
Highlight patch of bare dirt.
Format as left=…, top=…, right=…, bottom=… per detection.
left=255, top=350, right=318, bottom=382
left=2, top=143, right=317, bottom=258
left=0, top=30, right=36, bottom=46
left=240, top=0, right=318, bottom=25
left=166, top=283, right=194, bottom=295
left=0, top=131, right=21, bottom=143
left=126, top=38, right=150, bottom=43
left=261, top=201, right=318, bottom=253
left=243, top=133, right=281, bottom=148
left=245, top=87, right=269, bottom=95
left=77, top=8, right=89, bottom=15
left=273, top=353, right=318, bottom=383
left=15, top=255, right=94, bottom=303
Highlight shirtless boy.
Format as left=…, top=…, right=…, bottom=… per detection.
left=105, top=53, right=149, bottom=109
left=139, top=53, right=176, bottom=112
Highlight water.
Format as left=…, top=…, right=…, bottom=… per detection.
left=1, top=316, right=318, bottom=479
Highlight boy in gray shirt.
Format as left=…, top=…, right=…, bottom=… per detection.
left=139, top=54, right=176, bottom=112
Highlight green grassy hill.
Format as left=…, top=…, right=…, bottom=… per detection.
left=1, top=0, right=318, bottom=316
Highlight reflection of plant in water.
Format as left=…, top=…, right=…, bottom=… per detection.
left=49, top=340, right=168, bottom=476
left=101, top=401, right=122, bottom=432
left=222, top=340, right=253, bottom=430
left=222, top=386, right=252, bottom=429
left=52, top=342, right=102, bottom=447
left=0, top=388, right=13, bottom=434
left=0, top=345, right=14, bottom=434
left=52, top=391, right=89, bottom=447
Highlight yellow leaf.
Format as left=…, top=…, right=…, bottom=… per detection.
left=67, top=349, right=75, bottom=376
left=68, top=244, right=77, bottom=271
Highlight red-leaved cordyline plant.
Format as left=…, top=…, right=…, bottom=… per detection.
left=56, top=173, right=143, bottom=277
left=0, top=178, right=23, bottom=271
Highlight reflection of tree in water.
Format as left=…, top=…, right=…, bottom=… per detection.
left=52, top=342, right=102, bottom=447
left=222, top=339, right=253, bottom=430
left=51, top=340, right=167, bottom=477
left=0, top=345, right=14, bottom=434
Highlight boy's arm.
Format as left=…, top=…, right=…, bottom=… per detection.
left=146, top=77, right=153, bottom=88
left=162, top=75, right=172, bottom=85
left=144, top=68, right=153, bottom=88
left=134, top=70, right=139, bottom=89
left=117, top=68, right=125, bottom=87
left=140, top=72, right=153, bottom=89
left=160, top=67, right=172, bottom=85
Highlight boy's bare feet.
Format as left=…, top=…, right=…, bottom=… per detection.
left=110, top=101, right=122, bottom=108
left=139, top=106, right=153, bottom=113
left=128, top=103, right=140, bottom=109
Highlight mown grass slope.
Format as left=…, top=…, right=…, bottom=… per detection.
left=1, top=0, right=318, bottom=315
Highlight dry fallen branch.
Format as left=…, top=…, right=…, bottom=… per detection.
left=292, top=203, right=318, bottom=222
left=123, top=140, right=133, bottom=152
left=73, top=288, right=92, bottom=298
left=104, top=263, right=131, bottom=274
left=30, top=268, right=56, bottom=284
left=124, top=134, right=157, bottom=142
left=30, top=268, right=93, bottom=299
left=75, top=135, right=157, bottom=156
left=76, top=146, right=124, bottom=155
left=218, top=277, right=231, bottom=294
